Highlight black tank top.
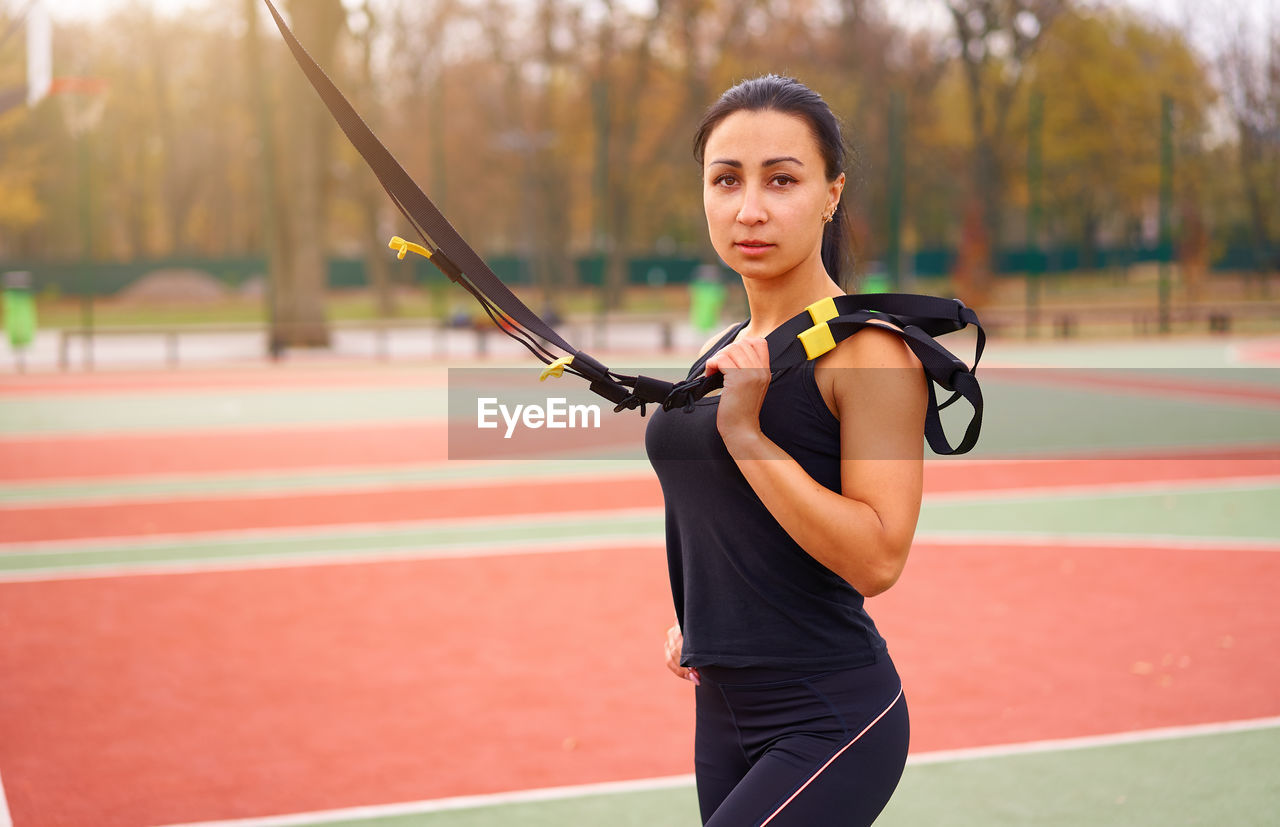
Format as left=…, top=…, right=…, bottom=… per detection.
left=644, top=321, right=888, bottom=670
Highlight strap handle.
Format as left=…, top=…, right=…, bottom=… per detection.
left=644, top=294, right=984, bottom=455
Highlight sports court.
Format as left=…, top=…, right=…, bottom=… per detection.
left=1, top=333, right=1277, bottom=826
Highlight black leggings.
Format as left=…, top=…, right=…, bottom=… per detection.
left=693, top=656, right=909, bottom=826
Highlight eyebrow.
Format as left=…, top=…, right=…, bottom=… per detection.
left=708, top=156, right=805, bottom=168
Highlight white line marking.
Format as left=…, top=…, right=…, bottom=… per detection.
left=912, top=531, right=1280, bottom=552
left=153, top=717, right=1280, bottom=827
left=157, top=774, right=699, bottom=827
left=922, top=474, right=1280, bottom=504
left=0, top=465, right=654, bottom=510
left=0, top=535, right=666, bottom=583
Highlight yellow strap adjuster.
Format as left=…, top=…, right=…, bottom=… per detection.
left=388, top=236, right=433, bottom=261
left=539, top=355, right=575, bottom=381
left=796, top=297, right=840, bottom=359
left=798, top=322, right=837, bottom=360
left=806, top=296, right=839, bottom=325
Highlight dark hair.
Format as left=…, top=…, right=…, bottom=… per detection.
left=693, top=75, right=855, bottom=286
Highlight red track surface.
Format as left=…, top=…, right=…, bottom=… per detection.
left=4, top=451, right=1279, bottom=544
left=0, top=424, right=450, bottom=481
left=0, top=365, right=450, bottom=395
left=0, top=477, right=660, bottom=542
left=1, top=539, right=1276, bottom=825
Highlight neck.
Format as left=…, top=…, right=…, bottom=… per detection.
left=740, top=257, right=843, bottom=337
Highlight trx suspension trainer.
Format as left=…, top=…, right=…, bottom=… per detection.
left=261, top=0, right=985, bottom=455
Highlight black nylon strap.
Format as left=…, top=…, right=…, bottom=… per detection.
left=639, top=294, right=984, bottom=454
left=261, top=0, right=983, bottom=454
left=261, top=0, right=574, bottom=358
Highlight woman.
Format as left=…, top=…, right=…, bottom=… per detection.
left=644, top=75, right=926, bottom=826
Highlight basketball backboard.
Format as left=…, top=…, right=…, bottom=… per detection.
left=26, top=0, right=51, bottom=106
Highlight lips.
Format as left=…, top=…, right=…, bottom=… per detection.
left=734, top=240, right=775, bottom=255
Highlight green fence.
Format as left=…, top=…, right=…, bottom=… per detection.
left=3, top=244, right=1273, bottom=298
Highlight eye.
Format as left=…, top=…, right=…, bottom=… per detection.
left=712, top=173, right=739, bottom=187
left=771, top=174, right=797, bottom=187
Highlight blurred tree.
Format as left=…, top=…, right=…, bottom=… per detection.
left=0, top=108, right=45, bottom=241
left=591, top=0, right=672, bottom=311
left=272, top=0, right=345, bottom=347
left=943, top=0, right=1065, bottom=304
left=3, top=0, right=1272, bottom=312
left=1025, top=7, right=1213, bottom=266
left=1216, top=15, right=1279, bottom=280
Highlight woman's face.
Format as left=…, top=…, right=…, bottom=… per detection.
left=702, top=109, right=844, bottom=284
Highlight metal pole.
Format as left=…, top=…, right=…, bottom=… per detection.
left=1026, top=90, right=1043, bottom=338
left=78, top=128, right=94, bottom=370
left=886, top=91, right=905, bottom=290
left=1158, top=94, right=1174, bottom=334
left=591, top=76, right=610, bottom=317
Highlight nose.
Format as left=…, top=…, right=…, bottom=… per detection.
left=736, top=182, right=767, bottom=225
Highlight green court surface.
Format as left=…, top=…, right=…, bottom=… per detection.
left=0, top=459, right=650, bottom=506
left=164, top=723, right=1280, bottom=826
left=4, top=479, right=1276, bottom=580
left=917, top=483, right=1280, bottom=541
left=0, top=385, right=449, bottom=434
left=944, top=373, right=1280, bottom=457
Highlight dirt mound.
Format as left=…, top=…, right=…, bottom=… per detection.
left=118, top=269, right=229, bottom=302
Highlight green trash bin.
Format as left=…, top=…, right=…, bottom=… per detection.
left=3, top=271, right=37, bottom=350
left=690, top=265, right=727, bottom=337
left=860, top=272, right=891, bottom=294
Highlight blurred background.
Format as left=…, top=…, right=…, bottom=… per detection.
left=3, top=4, right=1279, bottom=825
left=1, top=0, right=1277, bottom=367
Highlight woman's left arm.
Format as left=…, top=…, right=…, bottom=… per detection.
left=706, top=328, right=928, bottom=597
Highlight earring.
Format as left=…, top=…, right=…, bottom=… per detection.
left=822, top=210, right=835, bottom=224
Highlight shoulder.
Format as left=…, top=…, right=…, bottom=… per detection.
left=821, top=320, right=920, bottom=371
left=814, top=321, right=926, bottom=421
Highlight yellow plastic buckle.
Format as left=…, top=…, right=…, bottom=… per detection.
left=798, top=322, right=837, bottom=360
left=806, top=296, right=839, bottom=325
left=388, top=236, right=433, bottom=261
left=539, top=355, right=575, bottom=381
left=797, top=297, right=840, bottom=359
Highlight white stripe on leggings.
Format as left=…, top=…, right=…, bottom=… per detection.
left=758, top=686, right=905, bottom=827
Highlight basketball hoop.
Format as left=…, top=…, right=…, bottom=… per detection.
left=50, top=76, right=110, bottom=136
